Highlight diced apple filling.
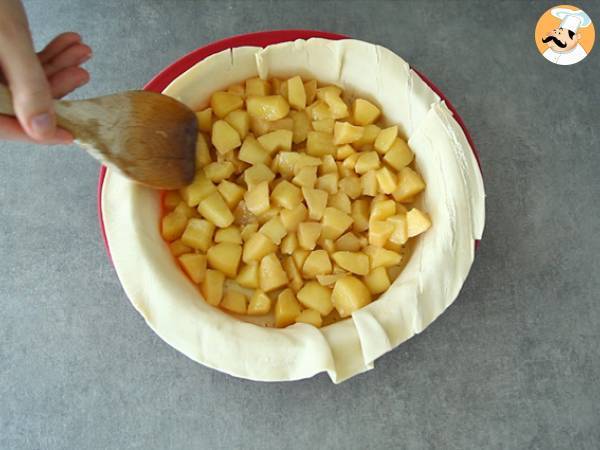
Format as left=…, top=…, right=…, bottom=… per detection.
left=162, top=76, right=431, bottom=327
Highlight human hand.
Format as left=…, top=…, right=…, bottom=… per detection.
left=0, top=0, right=91, bottom=144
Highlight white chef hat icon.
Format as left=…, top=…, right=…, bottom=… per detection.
left=551, top=7, right=592, bottom=33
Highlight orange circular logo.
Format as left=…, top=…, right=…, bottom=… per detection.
left=535, top=5, right=595, bottom=65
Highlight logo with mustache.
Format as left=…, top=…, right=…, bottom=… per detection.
left=534, top=5, right=594, bottom=65
left=542, top=34, right=568, bottom=48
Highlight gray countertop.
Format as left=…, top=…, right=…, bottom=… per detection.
left=1, top=1, right=599, bottom=449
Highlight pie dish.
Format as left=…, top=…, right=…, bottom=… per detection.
left=98, top=30, right=485, bottom=383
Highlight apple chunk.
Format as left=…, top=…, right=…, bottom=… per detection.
left=332, top=276, right=372, bottom=317
left=197, top=191, right=234, bottom=228
left=302, top=187, right=328, bottom=220
left=333, top=121, right=364, bottom=145
left=295, top=309, right=322, bottom=327
left=221, top=291, right=248, bottom=314
left=332, top=251, right=370, bottom=275
left=406, top=208, right=432, bottom=237
left=242, top=232, right=277, bottom=263
left=247, top=95, right=290, bottom=121
left=302, top=250, right=332, bottom=278
left=287, top=75, right=306, bottom=110
left=392, top=167, right=426, bottom=202
left=321, top=207, right=353, bottom=240
left=178, top=254, right=207, bottom=283
left=161, top=211, right=188, bottom=241
left=247, top=290, right=272, bottom=315
left=352, top=99, right=381, bottom=125
left=207, top=242, right=242, bottom=278
left=211, top=120, right=242, bottom=155
left=259, top=253, right=289, bottom=292
left=275, top=289, right=302, bottom=327
left=297, top=281, right=333, bottom=315
left=201, top=269, right=225, bottom=306
left=362, top=266, right=391, bottom=295
left=236, top=262, right=259, bottom=288
left=211, top=91, right=243, bottom=118
left=181, top=218, right=215, bottom=252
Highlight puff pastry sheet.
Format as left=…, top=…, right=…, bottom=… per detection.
left=101, top=39, right=485, bottom=383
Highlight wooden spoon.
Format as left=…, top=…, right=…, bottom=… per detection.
left=0, top=84, right=197, bottom=189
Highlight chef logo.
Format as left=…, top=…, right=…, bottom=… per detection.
left=535, top=5, right=595, bottom=65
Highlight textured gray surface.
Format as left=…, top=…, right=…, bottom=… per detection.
left=1, top=1, right=599, bottom=449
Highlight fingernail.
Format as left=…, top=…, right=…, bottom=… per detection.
left=79, top=52, right=92, bottom=64
left=31, top=113, right=53, bottom=137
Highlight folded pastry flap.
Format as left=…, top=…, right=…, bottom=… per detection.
left=407, top=105, right=478, bottom=327
left=356, top=281, right=420, bottom=351
left=320, top=320, right=372, bottom=383
left=352, top=308, right=392, bottom=365
left=256, top=38, right=344, bottom=83
left=435, top=102, right=486, bottom=239
left=406, top=69, right=442, bottom=138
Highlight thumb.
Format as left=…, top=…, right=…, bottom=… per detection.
left=0, top=22, right=56, bottom=141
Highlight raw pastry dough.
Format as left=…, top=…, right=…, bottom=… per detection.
left=101, top=38, right=485, bottom=383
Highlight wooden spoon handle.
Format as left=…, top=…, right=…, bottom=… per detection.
left=0, top=83, right=88, bottom=139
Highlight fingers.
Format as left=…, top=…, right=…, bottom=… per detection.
left=0, top=115, right=31, bottom=141
left=0, top=15, right=56, bottom=141
left=49, top=66, right=90, bottom=98
left=37, top=33, right=93, bottom=99
left=0, top=115, right=72, bottom=144
left=38, top=32, right=81, bottom=63
left=43, top=43, right=92, bottom=78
